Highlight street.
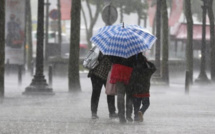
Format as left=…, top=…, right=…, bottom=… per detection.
left=0, top=72, right=215, bottom=134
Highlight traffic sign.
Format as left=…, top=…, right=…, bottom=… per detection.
left=49, top=9, right=59, bottom=20
left=102, top=4, right=118, bottom=25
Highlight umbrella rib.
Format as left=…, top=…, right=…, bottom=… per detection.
left=126, top=28, right=156, bottom=49
left=125, top=29, right=146, bottom=55
left=107, top=28, right=126, bottom=57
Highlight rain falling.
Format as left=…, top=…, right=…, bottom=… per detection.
left=0, top=0, right=215, bottom=134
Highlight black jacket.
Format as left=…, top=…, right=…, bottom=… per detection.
left=129, top=61, right=156, bottom=95
left=109, top=55, right=136, bottom=68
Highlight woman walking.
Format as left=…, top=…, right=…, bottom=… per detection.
left=109, top=55, right=136, bottom=123
left=88, top=53, right=118, bottom=119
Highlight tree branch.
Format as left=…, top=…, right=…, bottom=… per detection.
left=89, top=1, right=101, bottom=30
left=81, top=3, right=89, bottom=34
left=86, top=0, right=93, bottom=21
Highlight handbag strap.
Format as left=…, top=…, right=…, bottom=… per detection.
left=90, top=46, right=97, bottom=51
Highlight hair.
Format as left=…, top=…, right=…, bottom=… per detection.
left=136, top=53, right=148, bottom=68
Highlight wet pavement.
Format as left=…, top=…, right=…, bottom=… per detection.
left=0, top=72, right=215, bottom=134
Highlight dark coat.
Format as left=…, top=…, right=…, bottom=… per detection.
left=109, top=55, right=136, bottom=68
left=129, top=61, right=156, bottom=95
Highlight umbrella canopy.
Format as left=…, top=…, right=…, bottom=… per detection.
left=90, top=23, right=157, bottom=58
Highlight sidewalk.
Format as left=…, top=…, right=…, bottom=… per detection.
left=0, top=72, right=215, bottom=134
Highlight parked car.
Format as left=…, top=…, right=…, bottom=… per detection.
left=32, top=31, right=88, bottom=58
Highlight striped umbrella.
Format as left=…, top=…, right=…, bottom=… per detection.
left=90, top=23, right=157, bottom=58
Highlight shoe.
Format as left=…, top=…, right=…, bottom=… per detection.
left=126, top=117, right=133, bottom=122
left=109, top=113, right=118, bottom=119
left=119, top=117, right=127, bottom=124
left=138, top=111, right=143, bottom=122
left=134, top=117, right=139, bottom=122
left=92, top=114, right=99, bottom=119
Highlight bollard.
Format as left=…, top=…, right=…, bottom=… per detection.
left=18, top=65, right=22, bottom=86
left=6, top=59, right=10, bottom=75
left=31, top=60, right=34, bottom=76
left=48, top=65, right=53, bottom=86
left=185, top=70, right=190, bottom=94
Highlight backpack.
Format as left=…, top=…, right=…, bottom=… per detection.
left=83, top=46, right=100, bottom=69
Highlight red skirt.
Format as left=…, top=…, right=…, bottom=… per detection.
left=133, top=93, right=150, bottom=98
left=110, top=64, right=133, bottom=85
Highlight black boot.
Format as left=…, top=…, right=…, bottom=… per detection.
left=119, top=117, right=127, bottom=124
left=109, top=112, right=118, bottom=119
left=126, top=117, right=133, bottom=122
left=92, top=113, right=99, bottom=119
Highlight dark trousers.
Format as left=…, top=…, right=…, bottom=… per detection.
left=133, top=97, right=150, bottom=119
left=116, top=82, right=133, bottom=119
left=91, top=75, right=116, bottom=115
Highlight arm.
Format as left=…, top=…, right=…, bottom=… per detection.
left=97, top=52, right=103, bottom=61
left=146, top=61, right=156, bottom=73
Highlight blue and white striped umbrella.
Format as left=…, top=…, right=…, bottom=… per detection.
left=90, top=23, right=157, bottom=58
